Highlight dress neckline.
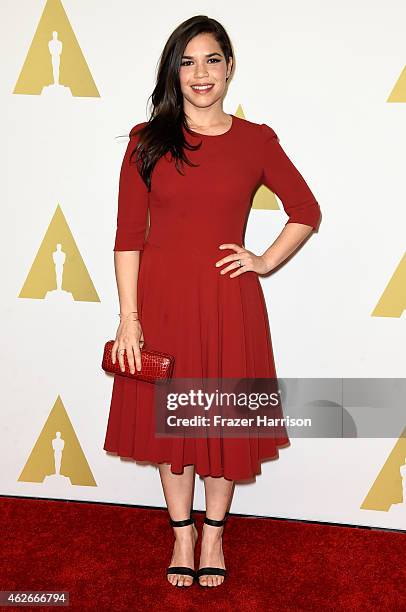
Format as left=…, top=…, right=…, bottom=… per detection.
left=185, top=114, right=235, bottom=138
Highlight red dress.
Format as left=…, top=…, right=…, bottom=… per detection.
left=103, top=114, right=320, bottom=480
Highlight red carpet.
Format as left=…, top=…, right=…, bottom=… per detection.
left=0, top=496, right=405, bottom=611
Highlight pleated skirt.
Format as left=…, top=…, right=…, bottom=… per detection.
left=103, top=242, right=290, bottom=480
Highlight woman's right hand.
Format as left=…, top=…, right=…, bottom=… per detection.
left=111, top=317, right=145, bottom=374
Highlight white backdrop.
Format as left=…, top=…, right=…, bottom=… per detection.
left=1, top=0, right=405, bottom=530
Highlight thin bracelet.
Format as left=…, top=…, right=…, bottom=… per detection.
left=118, top=311, right=138, bottom=316
left=118, top=311, right=139, bottom=321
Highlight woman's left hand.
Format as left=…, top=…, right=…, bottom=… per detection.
left=215, top=243, right=270, bottom=278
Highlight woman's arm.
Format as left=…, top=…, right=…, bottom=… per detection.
left=259, top=123, right=321, bottom=272
left=261, top=222, right=314, bottom=272
left=113, top=250, right=144, bottom=374
left=114, top=251, right=141, bottom=317
left=111, top=124, right=149, bottom=372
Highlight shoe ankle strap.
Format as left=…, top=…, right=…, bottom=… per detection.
left=169, top=516, right=194, bottom=527
left=204, top=516, right=227, bottom=527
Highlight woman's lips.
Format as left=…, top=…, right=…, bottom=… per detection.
left=191, top=84, right=214, bottom=94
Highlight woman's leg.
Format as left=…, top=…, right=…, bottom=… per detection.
left=159, top=463, right=198, bottom=587
left=198, top=476, right=235, bottom=587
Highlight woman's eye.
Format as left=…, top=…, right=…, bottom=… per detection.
left=180, top=58, right=221, bottom=66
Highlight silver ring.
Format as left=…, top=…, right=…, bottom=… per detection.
left=237, top=259, right=243, bottom=267
left=118, top=349, right=126, bottom=354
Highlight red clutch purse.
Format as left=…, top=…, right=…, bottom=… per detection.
left=102, top=340, right=175, bottom=384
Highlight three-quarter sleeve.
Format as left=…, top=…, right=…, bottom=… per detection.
left=113, top=123, right=149, bottom=251
left=260, top=123, right=321, bottom=230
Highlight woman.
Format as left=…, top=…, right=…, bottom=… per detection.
left=103, top=15, right=321, bottom=588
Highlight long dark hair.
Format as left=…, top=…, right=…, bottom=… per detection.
left=129, top=15, right=234, bottom=191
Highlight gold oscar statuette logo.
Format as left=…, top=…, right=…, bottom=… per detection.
left=371, top=252, right=406, bottom=318
left=13, top=0, right=100, bottom=97
left=18, top=395, right=97, bottom=487
left=387, top=65, right=406, bottom=102
left=361, top=426, right=406, bottom=512
left=19, top=204, right=100, bottom=302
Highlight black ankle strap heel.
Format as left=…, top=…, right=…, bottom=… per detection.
left=166, top=515, right=197, bottom=585
left=204, top=516, right=227, bottom=527
left=197, top=514, right=228, bottom=585
left=169, top=516, right=194, bottom=528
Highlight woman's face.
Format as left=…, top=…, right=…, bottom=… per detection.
left=179, top=32, right=232, bottom=112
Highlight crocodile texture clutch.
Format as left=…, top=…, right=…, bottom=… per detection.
left=102, top=339, right=175, bottom=384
